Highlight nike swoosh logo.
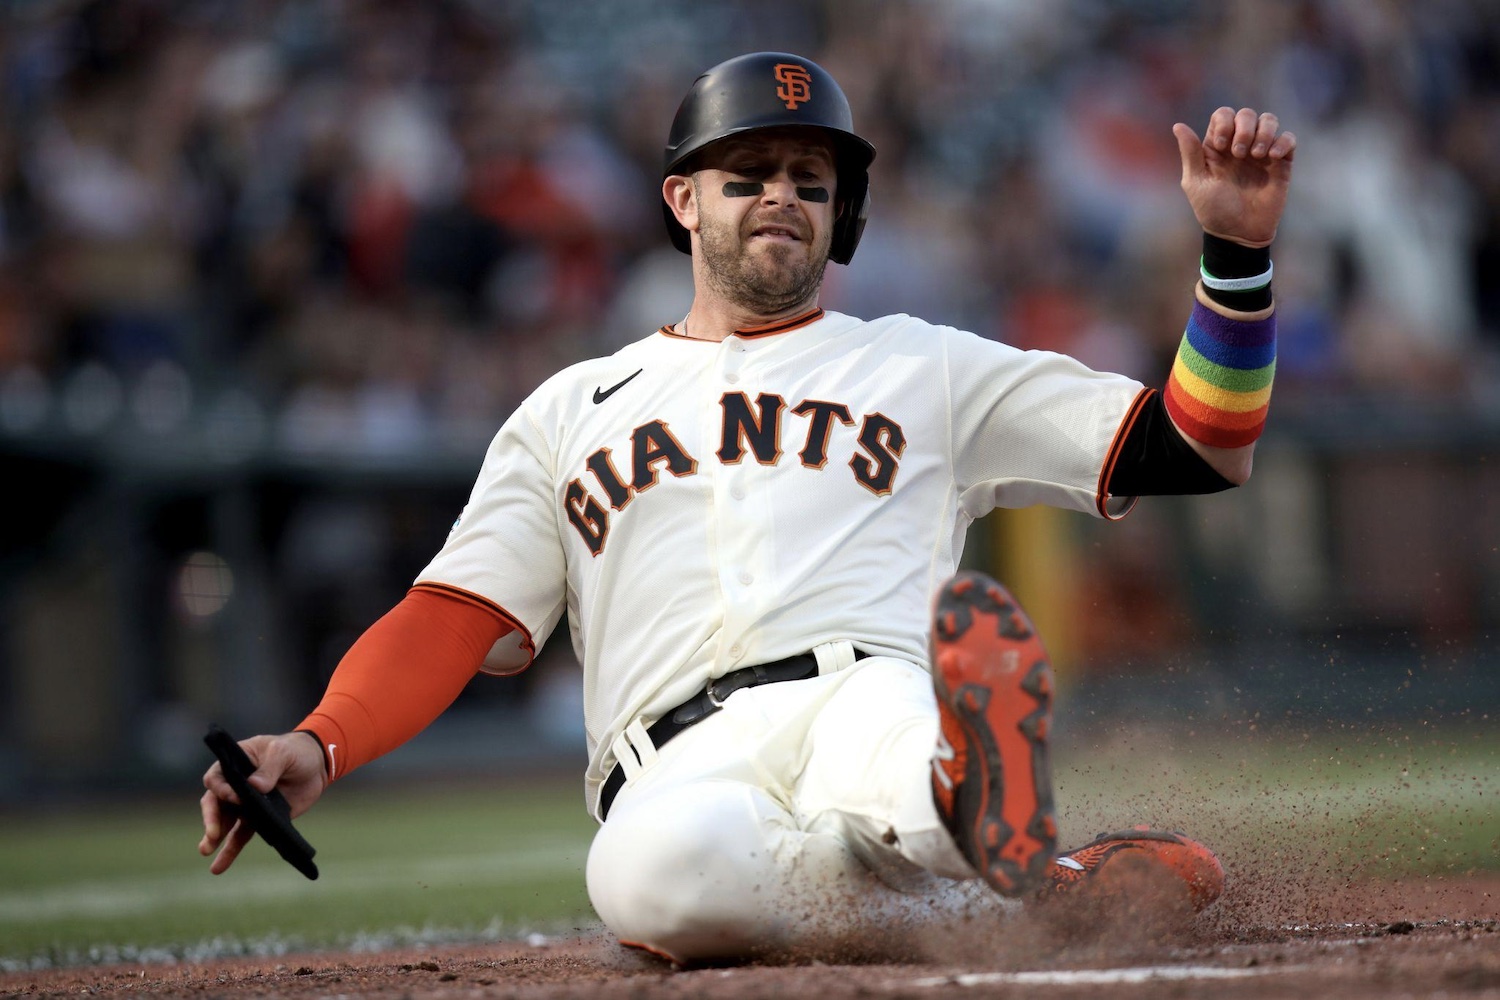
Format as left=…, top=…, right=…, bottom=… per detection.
left=593, top=369, right=643, bottom=404
left=931, top=733, right=955, bottom=790
left=326, top=743, right=338, bottom=781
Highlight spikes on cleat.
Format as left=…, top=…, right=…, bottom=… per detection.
left=929, top=571, right=1057, bottom=899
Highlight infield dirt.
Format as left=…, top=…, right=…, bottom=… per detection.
left=3, top=876, right=1494, bottom=999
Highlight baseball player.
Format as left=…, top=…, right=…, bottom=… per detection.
left=200, top=52, right=1292, bottom=963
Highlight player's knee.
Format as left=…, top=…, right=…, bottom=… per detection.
left=586, top=781, right=777, bottom=958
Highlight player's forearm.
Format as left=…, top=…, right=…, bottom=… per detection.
left=297, top=588, right=510, bottom=780
left=1161, top=234, right=1276, bottom=486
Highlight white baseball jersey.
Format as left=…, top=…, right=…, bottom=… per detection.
left=415, top=308, right=1147, bottom=816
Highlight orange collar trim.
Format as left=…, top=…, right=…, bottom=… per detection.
left=735, top=308, right=824, bottom=338
left=657, top=308, right=825, bottom=342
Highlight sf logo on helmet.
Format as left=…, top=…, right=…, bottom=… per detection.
left=774, top=63, right=812, bottom=109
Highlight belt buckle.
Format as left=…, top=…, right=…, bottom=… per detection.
left=706, top=675, right=734, bottom=708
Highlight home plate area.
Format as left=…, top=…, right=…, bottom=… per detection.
left=3, top=876, right=1496, bottom=999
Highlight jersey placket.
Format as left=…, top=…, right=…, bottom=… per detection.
left=711, top=334, right=776, bottom=672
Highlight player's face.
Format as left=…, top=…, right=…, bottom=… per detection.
left=691, top=131, right=838, bottom=314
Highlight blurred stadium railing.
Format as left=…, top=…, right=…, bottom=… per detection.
left=3, top=395, right=1497, bottom=800
left=0, top=0, right=1497, bottom=799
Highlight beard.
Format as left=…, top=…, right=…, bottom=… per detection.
left=694, top=181, right=831, bottom=315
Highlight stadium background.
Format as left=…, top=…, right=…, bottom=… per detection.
left=0, top=0, right=1496, bottom=811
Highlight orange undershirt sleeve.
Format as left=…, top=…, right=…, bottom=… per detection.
left=296, top=588, right=513, bottom=781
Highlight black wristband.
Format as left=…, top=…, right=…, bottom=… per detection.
left=295, top=729, right=329, bottom=778
left=1202, top=232, right=1270, bottom=278
left=1201, top=233, right=1272, bottom=311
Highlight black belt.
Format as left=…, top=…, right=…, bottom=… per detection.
left=598, top=648, right=869, bottom=820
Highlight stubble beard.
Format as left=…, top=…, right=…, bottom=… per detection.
left=695, top=182, right=831, bottom=316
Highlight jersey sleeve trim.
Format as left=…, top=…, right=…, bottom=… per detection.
left=1095, top=386, right=1154, bottom=519
left=409, top=582, right=537, bottom=666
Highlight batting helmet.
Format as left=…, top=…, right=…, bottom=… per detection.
left=662, top=52, right=876, bottom=265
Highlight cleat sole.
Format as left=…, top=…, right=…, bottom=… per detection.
left=930, top=571, right=1057, bottom=897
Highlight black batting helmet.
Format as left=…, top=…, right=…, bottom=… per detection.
left=662, top=52, right=875, bottom=265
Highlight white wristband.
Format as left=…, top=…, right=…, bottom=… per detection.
left=1199, top=257, right=1273, bottom=292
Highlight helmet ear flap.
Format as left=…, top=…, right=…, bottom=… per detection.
left=829, top=173, right=869, bottom=266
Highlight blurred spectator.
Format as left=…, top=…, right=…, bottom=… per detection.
left=2, top=0, right=1499, bottom=770
left=0, top=0, right=1492, bottom=410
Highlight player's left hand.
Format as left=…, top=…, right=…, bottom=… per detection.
left=1174, top=107, right=1295, bottom=248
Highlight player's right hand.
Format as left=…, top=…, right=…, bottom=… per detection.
left=199, top=731, right=327, bottom=874
left=1173, top=106, right=1295, bottom=248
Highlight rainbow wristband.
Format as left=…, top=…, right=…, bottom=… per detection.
left=1163, top=301, right=1275, bottom=449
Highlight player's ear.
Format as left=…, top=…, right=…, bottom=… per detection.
left=663, top=175, right=699, bottom=235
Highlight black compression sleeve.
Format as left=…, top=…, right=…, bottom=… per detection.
left=1107, top=391, right=1235, bottom=496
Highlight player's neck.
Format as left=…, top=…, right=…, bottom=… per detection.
left=676, top=297, right=821, bottom=342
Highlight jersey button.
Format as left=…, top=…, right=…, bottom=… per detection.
left=730, top=486, right=745, bottom=500
left=739, top=571, right=754, bottom=585
left=729, top=644, right=743, bottom=658
left=725, top=372, right=740, bottom=384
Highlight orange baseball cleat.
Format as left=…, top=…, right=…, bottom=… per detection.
left=1040, top=826, right=1226, bottom=912
left=930, top=571, right=1057, bottom=897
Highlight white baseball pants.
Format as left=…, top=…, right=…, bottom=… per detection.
left=585, top=653, right=1013, bottom=962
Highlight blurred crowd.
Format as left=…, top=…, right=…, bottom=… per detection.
left=0, top=0, right=1497, bottom=460
left=2, top=0, right=1498, bottom=785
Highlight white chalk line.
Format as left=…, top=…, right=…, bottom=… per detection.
left=901, top=963, right=1310, bottom=988
left=0, top=923, right=585, bottom=972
